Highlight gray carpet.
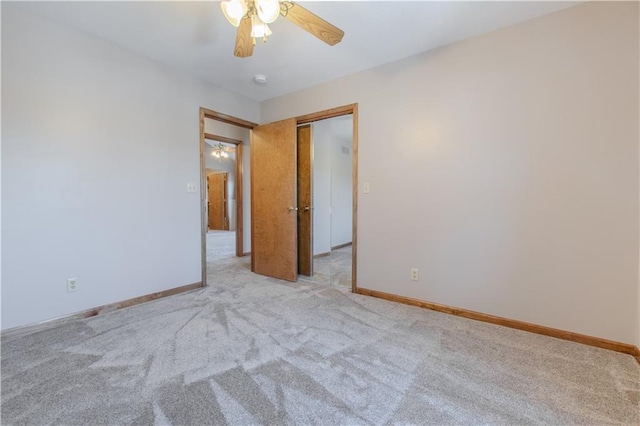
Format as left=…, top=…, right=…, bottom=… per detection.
left=299, top=245, right=352, bottom=289
left=1, top=231, right=638, bottom=425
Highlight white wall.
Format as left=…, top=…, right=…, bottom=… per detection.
left=311, top=117, right=353, bottom=255
left=312, top=122, right=332, bottom=256
left=330, top=118, right=353, bottom=248
left=261, top=2, right=640, bottom=345
left=1, top=5, right=259, bottom=330
left=204, top=119, right=251, bottom=252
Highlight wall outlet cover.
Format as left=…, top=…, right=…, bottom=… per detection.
left=67, top=278, right=78, bottom=292
left=411, top=268, right=419, bottom=281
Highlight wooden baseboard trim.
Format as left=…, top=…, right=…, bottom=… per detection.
left=1, top=282, right=203, bottom=338
left=331, top=242, right=352, bottom=251
left=356, top=287, right=639, bottom=363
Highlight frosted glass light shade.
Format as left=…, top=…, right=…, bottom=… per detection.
left=251, top=14, right=272, bottom=38
left=221, top=0, right=248, bottom=27
left=256, top=0, right=280, bottom=24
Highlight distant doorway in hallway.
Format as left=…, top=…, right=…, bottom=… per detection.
left=207, top=171, right=229, bottom=231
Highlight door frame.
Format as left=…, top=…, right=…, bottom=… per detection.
left=295, top=103, right=359, bottom=292
left=199, top=103, right=358, bottom=292
left=199, top=108, right=257, bottom=286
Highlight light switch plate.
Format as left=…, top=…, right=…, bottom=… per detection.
left=363, top=182, right=370, bottom=194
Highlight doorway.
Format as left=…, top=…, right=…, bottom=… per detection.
left=199, top=108, right=257, bottom=285
left=297, top=115, right=354, bottom=289
left=207, top=172, right=228, bottom=231
left=199, top=104, right=358, bottom=292
left=250, top=104, right=359, bottom=291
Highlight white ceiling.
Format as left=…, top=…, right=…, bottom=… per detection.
left=11, top=1, right=580, bottom=102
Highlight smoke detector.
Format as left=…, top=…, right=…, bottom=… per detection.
left=253, top=74, right=268, bottom=85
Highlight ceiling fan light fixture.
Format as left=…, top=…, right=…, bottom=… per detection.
left=212, top=143, right=230, bottom=161
left=227, top=1, right=344, bottom=58
left=250, top=14, right=272, bottom=40
left=256, top=0, right=280, bottom=24
left=221, top=0, right=248, bottom=27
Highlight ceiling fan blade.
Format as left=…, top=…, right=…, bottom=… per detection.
left=234, top=17, right=254, bottom=58
left=283, top=2, right=344, bottom=46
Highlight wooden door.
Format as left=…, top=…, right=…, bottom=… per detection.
left=208, top=172, right=228, bottom=230
left=297, top=125, right=313, bottom=276
left=251, top=118, right=298, bottom=281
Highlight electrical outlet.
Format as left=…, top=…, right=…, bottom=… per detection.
left=411, top=268, right=419, bottom=281
left=67, top=278, right=78, bottom=293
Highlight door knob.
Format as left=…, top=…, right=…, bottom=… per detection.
left=302, top=206, right=310, bottom=212
left=287, top=207, right=298, bottom=212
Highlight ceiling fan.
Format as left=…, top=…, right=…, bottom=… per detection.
left=221, top=0, right=345, bottom=58
left=210, top=142, right=235, bottom=161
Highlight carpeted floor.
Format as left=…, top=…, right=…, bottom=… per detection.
left=299, top=246, right=352, bottom=289
left=1, top=231, right=638, bottom=424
